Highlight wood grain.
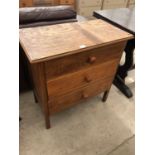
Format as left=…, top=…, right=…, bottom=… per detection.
left=19, top=19, right=133, bottom=63
left=49, top=77, right=113, bottom=114
left=20, top=19, right=132, bottom=128
left=30, top=63, right=51, bottom=129
left=47, top=58, right=119, bottom=97
left=45, top=41, right=125, bottom=79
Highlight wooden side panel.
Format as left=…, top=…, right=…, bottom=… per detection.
left=30, top=63, right=47, bottom=108
left=30, top=62, right=50, bottom=128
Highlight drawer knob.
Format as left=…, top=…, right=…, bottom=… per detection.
left=82, top=93, right=89, bottom=99
left=88, top=56, right=96, bottom=64
left=84, top=75, right=92, bottom=83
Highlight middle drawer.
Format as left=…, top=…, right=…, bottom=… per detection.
left=47, top=58, right=119, bottom=98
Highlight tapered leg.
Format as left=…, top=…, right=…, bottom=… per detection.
left=33, top=92, right=38, bottom=103
left=102, top=90, right=109, bottom=102
left=45, top=116, right=50, bottom=129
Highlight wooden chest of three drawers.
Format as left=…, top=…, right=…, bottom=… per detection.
left=19, top=19, right=133, bottom=129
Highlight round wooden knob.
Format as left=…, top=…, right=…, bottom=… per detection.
left=82, top=93, right=89, bottom=99
left=88, top=56, right=96, bottom=64
left=84, top=75, right=92, bottom=83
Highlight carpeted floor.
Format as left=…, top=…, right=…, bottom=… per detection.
left=19, top=71, right=135, bottom=155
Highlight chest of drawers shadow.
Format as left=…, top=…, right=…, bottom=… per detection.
left=19, top=19, right=133, bottom=129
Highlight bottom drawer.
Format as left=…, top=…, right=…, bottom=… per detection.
left=49, top=77, right=113, bottom=114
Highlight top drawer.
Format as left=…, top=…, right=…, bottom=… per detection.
left=79, top=0, right=102, bottom=7
left=45, top=42, right=126, bottom=80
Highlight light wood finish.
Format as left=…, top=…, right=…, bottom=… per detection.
left=47, top=59, right=120, bottom=98
left=19, top=19, right=133, bottom=129
left=45, top=42, right=124, bottom=79
left=30, top=63, right=50, bottom=129
left=19, top=20, right=132, bottom=63
left=49, top=77, right=113, bottom=114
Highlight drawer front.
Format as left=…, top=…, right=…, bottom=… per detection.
left=49, top=77, right=112, bottom=114
left=47, top=58, right=119, bottom=97
left=45, top=42, right=125, bottom=80
left=78, top=6, right=101, bottom=17
left=79, top=0, right=102, bottom=7
left=60, top=0, right=74, bottom=4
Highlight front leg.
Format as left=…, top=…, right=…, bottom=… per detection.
left=45, top=113, right=51, bottom=129
left=102, top=90, right=110, bottom=102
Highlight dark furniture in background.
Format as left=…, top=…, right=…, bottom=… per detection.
left=94, top=8, right=135, bottom=98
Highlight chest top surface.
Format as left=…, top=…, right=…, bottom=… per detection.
left=19, top=19, right=133, bottom=63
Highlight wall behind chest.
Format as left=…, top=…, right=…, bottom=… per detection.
left=76, top=0, right=102, bottom=17
left=102, top=0, right=128, bottom=9
left=76, top=0, right=135, bottom=17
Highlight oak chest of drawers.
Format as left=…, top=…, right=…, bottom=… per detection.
left=19, top=19, right=133, bottom=129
